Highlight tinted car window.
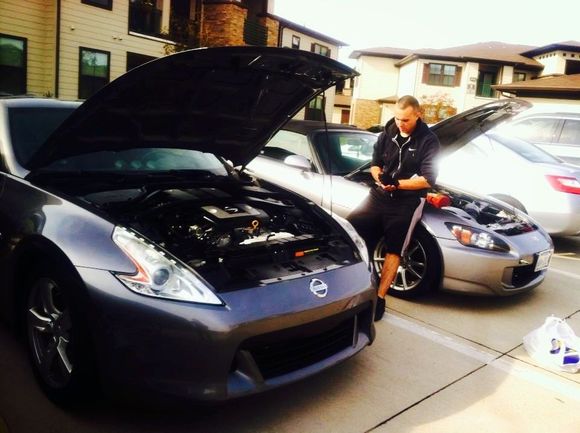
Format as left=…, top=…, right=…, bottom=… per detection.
left=262, top=130, right=313, bottom=162
left=559, top=119, right=580, bottom=145
left=8, top=107, right=76, bottom=166
left=511, top=117, right=559, bottom=143
left=313, top=131, right=377, bottom=175
left=490, top=134, right=562, bottom=163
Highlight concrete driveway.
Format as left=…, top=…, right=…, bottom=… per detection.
left=1, top=236, right=580, bottom=433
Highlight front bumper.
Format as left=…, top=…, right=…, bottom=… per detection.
left=438, top=230, right=553, bottom=296
left=78, top=261, right=375, bottom=402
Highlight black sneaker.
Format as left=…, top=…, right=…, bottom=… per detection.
left=374, top=296, right=386, bottom=321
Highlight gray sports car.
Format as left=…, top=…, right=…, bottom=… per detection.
left=0, top=47, right=375, bottom=406
left=247, top=101, right=554, bottom=299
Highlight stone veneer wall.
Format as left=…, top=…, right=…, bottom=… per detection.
left=352, top=98, right=381, bottom=129
left=202, top=2, right=248, bottom=47
left=259, top=16, right=279, bottom=47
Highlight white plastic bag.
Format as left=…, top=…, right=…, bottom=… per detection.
left=523, top=316, right=580, bottom=373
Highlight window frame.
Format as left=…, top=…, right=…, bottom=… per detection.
left=513, top=72, right=526, bottom=82
left=78, top=47, right=111, bottom=100
left=422, top=62, right=461, bottom=87
left=81, top=0, right=113, bottom=10
left=291, top=35, right=300, bottom=49
left=0, top=33, right=27, bottom=95
left=311, top=43, right=330, bottom=57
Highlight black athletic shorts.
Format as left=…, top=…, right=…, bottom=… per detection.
left=347, top=189, right=426, bottom=256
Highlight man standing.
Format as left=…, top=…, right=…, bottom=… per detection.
left=348, top=95, right=440, bottom=321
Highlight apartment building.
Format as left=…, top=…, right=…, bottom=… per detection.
left=0, top=0, right=346, bottom=121
left=350, top=41, right=580, bottom=128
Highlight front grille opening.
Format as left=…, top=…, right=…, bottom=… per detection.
left=511, top=263, right=541, bottom=287
left=243, top=316, right=357, bottom=380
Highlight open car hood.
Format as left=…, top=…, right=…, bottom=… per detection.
left=28, top=47, right=358, bottom=170
left=431, top=98, right=532, bottom=157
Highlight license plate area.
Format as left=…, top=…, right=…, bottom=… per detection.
left=534, top=249, right=553, bottom=272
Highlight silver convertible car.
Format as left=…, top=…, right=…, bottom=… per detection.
left=0, top=48, right=375, bottom=406
left=247, top=101, right=554, bottom=299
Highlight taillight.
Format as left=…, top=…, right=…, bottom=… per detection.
left=546, top=175, right=580, bottom=195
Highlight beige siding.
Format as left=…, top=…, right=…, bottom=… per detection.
left=280, top=29, right=339, bottom=61
left=354, top=56, right=399, bottom=100
left=0, top=0, right=55, bottom=95
left=58, top=0, right=172, bottom=100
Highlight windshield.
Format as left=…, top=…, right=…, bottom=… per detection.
left=41, top=148, right=229, bottom=175
left=312, top=131, right=377, bottom=175
left=8, top=106, right=76, bottom=167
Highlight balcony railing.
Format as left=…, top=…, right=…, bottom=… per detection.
left=243, top=18, right=267, bottom=46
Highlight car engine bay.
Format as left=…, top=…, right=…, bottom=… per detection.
left=79, top=183, right=359, bottom=291
left=430, top=187, right=538, bottom=235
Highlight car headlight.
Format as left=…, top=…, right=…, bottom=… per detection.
left=445, top=223, right=510, bottom=253
left=330, top=213, right=370, bottom=266
left=112, top=226, right=223, bottom=305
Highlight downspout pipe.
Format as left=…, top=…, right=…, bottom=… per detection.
left=277, top=21, right=284, bottom=47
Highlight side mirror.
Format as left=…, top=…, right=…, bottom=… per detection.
left=283, top=154, right=312, bottom=171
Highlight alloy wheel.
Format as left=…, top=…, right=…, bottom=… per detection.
left=27, top=277, right=73, bottom=389
left=372, top=238, right=428, bottom=292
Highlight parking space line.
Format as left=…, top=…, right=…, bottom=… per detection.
left=553, top=254, right=580, bottom=261
left=490, top=356, right=580, bottom=403
left=548, top=268, right=580, bottom=280
left=384, top=314, right=580, bottom=403
left=385, top=314, right=498, bottom=364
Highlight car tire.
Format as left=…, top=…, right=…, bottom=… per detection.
left=489, top=194, right=528, bottom=214
left=24, top=263, right=97, bottom=406
left=371, top=226, right=441, bottom=299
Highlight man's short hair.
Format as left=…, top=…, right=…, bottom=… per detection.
left=397, top=95, right=420, bottom=112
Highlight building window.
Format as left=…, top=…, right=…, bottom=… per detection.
left=82, top=0, right=113, bottom=10
left=305, top=95, right=325, bottom=120
left=429, top=63, right=457, bottom=86
left=311, top=43, right=330, bottom=57
left=476, top=67, right=498, bottom=98
left=0, top=34, right=27, bottom=95
left=129, top=0, right=164, bottom=37
left=291, top=35, right=300, bottom=49
left=565, top=59, right=580, bottom=75
left=422, top=63, right=461, bottom=87
left=127, top=52, right=157, bottom=71
left=78, top=48, right=110, bottom=99
left=513, top=72, right=526, bottom=82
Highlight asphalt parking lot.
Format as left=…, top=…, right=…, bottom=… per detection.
left=1, top=236, right=579, bottom=433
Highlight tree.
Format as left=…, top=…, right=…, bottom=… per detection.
left=162, top=17, right=201, bottom=55
left=420, top=93, right=457, bottom=124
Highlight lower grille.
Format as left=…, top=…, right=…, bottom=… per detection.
left=512, top=263, right=541, bottom=287
left=244, top=315, right=358, bottom=380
